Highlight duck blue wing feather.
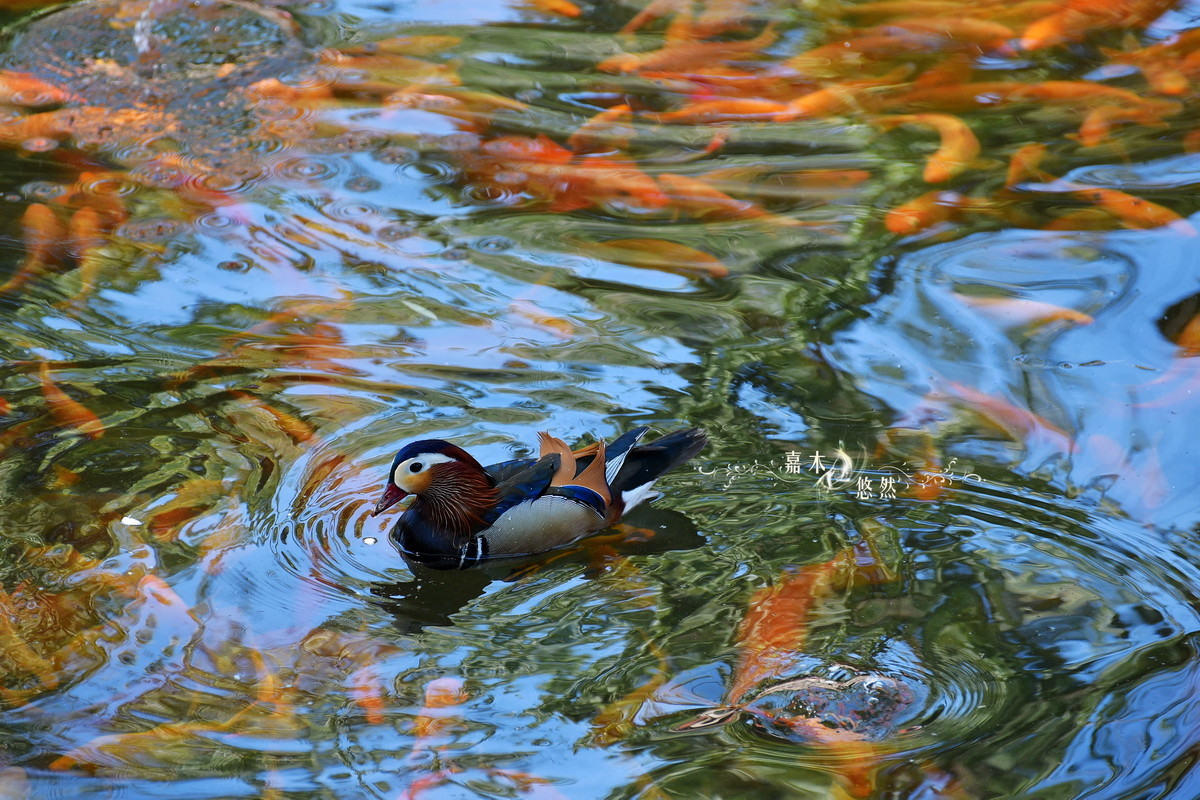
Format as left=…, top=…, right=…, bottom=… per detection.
left=483, top=454, right=559, bottom=524
left=485, top=456, right=539, bottom=484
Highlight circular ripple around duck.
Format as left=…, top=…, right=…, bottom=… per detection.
left=267, top=423, right=415, bottom=604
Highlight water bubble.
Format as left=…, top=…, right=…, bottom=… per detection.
left=333, top=131, right=387, bottom=152
left=474, top=236, right=513, bottom=252
left=375, top=146, right=417, bottom=166
left=441, top=247, right=470, bottom=261
left=118, top=218, right=184, bottom=242
left=130, top=162, right=189, bottom=188
left=402, top=160, right=459, bottom=185
left=439, top=133, right=479, bottom=152
left=113, top=144, right=156, bottom=164
left=82, top=176, right=139, bottom=197
left=196, top=213, right=238, bottom=231
left=198, top=169, right=261, bottom=195
left=328, top=201, right=379, bottom=221
left=21, top=137, right=57, bottom=153
left=276, top=156, right=337, bottom=182
left=334, top=68, right=371, bottom=86
left=22, top=181, right=65, bottom=201
left=377, top=223, right=414, bottom=241
left=461, top=183, right=518, bottom=205
left=254, top=97, right=307, bottom=121
left=263, top=118, right=318, bottom=141
left=9, top=90, right=57, bottom=107
left=218, top=260, right=252, bottom=272
left=345, top=175, right=381, bottom=193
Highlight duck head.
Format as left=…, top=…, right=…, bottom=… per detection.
left=372, top=439, right=498, bottom=520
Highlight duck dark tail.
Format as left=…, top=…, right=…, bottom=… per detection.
left=607, top=427, right=708, bottom=514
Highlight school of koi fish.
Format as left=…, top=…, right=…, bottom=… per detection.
left=1, top=0, right=1200, bottom=796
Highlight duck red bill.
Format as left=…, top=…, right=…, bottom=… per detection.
left=372, top=483, right=408, bottom=516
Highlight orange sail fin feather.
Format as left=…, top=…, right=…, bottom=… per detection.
left=538, top=431, right=578, bottom=486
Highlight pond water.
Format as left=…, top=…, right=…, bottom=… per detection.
left=2, top=0, right=1200, bottom=797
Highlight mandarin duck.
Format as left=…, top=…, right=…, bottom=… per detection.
left=373, top=426, right=707, bottom=569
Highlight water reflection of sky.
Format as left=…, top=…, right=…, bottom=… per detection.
left=830, top=212, right=1200, bottom=529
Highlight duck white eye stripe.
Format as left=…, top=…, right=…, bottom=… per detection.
left=392, top=452, right=455, bottom=486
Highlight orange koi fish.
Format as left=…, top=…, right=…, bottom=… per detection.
left=598, top=24, right=776, bottom=73
left=0, top=585, right=57, bottom=679
left=39, top=363, right=104, bottom=439
left=581, top=237, right=730, bottom=277
left=654, top=172, right=772, bottom=221
left=411, top=676, right=469, bottom=741
left=787, top=35, right=930, bottom=75
left=775, top=84, right=864, bottom=121
left=0, top=72, right=73, bottom=106
left=1101, top=30, right=1200, bottom=94
left=340, top=35, right=463, bottom=57
left=1019, top=0, right=1177, bottom=49
left=144, top=478, right=227, bottom=542
left=952, top=292, right=1094, bottom=327
left=466, top=135, right=668, bottom=212
left=863, top=17, right=1015, bottom=48
left=66, top=207, right=104, bottom=263
left=520, top=0, right=581, bottom=16
left=66, top=172, right=130, bottom=227
left=730, top=557, right=881, bottom=799
left=1009, top=81, right=1178, bottom=112
left=875, top=113, right=980, bottom=182
left=884, top=81, right=1019, bottom=112
left=841, top=0, right=975, bottom=21
left=652, top=97, right=789, bottom=123
left=511, top=299, right=580, bottom=338
left=884, top=190, right=971, bottom=235
left=728, top=557, right=843, bottom=705
left=1004, top=143, right=1049, bottom=187
left=776, top=67, right=911, bottom=120
left=348, top=664, right=387, bottom=724
left=480, top=133, right=574, bottom=166
left=61, top=207, right=107, bottom=307
left=619, top=0, right=690, bottom=34
left=1073, top=187, right=1192, bottom=233
left=692, top=0, right=757, bottom=36
left=228, top=391, right=317, bottom=444
left=1043, top=208, right=1122, bottom=231
left=989, top=0, right=1067, bottom=26
left=567, top=104, right=635, bottom=152
left=550, top=157, right=671, bottom=212
left=0, top=203, right=64, bottom=295
left=939, top=381, right=1075, bottom=453
left=1176, top=311, right=1200, bottom=354
left=1075, top=102, right=1177, bottom=147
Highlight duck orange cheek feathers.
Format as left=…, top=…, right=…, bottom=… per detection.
left=372, top=427, right=707, bottom=569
